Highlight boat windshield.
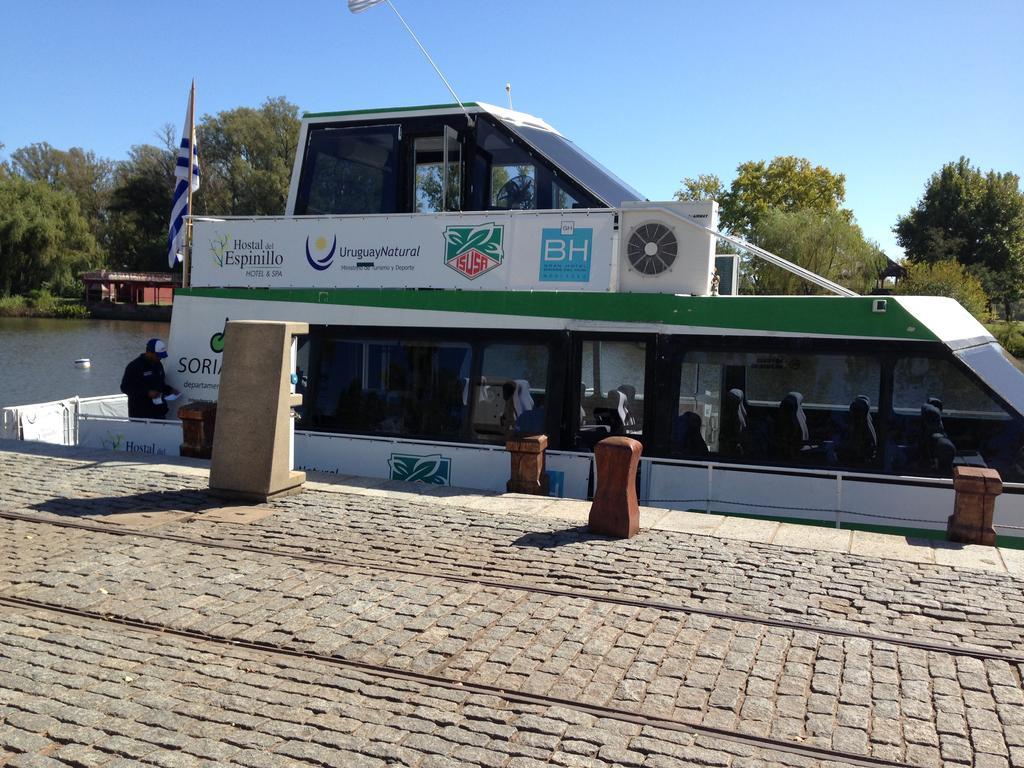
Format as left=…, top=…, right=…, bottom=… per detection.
left=499, top=120, right=646, bottom=207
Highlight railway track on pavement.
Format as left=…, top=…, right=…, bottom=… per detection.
left=2, top=508, right=1022, bottom=666
left=0, top=594, right=916, bottom=768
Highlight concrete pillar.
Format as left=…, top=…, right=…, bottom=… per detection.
left=948, top=466, right=1001, bottom=546
left=209, top=320, right=308, bottom=502
left=589, top=437, right=642, bottom=539
left=506, top=434, right=549, bottom=495
left=179, top=402, right=217, bottom=459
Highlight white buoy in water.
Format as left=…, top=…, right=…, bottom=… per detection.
left=74, top=358, right=91, bottom=368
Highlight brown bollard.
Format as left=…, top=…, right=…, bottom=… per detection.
left=506, top=434, right=550, bottom=495
left=589, top=437, right=642, bottom=539
left=948, top=466, right=1001, bottom=546
left=179, top=402, right=217, bottom=459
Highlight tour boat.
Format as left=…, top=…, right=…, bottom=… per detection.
left=10, top=102, right=1024, bottom=543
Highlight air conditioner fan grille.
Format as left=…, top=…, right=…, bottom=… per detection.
left=626, top=222, right=678, bottom=275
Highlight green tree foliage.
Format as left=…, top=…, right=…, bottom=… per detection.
left=722, top=157, right=848, bottom=237
left=895, top=157, right=1024, bottom=318
left=196, top=96, right=300, bottom=216
left=893, top=259, right=991, bottom=320
left=674, top=173, right=725, bottom=203
left=0, top=176, right=101, bottom=296
left=10, top=142, right=114, bottom=244
left=105, top=143, right=176, bottom=272
left=677, top=157, right=848, bottom=238
left=677, top=158, right=855, bottom=293
left=746, top=209, right=885, bottom=295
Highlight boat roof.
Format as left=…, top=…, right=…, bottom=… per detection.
left=301, top=102, right=646, bottom=208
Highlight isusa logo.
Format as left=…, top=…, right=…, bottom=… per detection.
left=443, top=223, right=503, bottom=279
left=210, top=232, right=230, bottom=267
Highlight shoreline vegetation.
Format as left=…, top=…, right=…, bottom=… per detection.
left=0, top=292, right=89, bottom=319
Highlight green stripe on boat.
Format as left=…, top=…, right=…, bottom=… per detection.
left=177, top=289, right=940, bottom=341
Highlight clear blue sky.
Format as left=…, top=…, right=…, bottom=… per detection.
left=2, top=0, right=1022, bottom=259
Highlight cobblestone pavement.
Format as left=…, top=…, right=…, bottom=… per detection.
left=2, top=608, right=820, bottom=768
left=2, top=444, right=1024, bottom=767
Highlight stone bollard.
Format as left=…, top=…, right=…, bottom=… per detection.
left=947, top=466, right=1001, bottom=546
left=179, top=402, right=217, bottom=459
left=589, top=437, right=642, bottom=539
left=506, top=434, right=549, bottom=495
left=209, top=321, right=308, bottom=502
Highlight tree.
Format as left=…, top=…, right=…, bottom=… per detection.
left=105, top=143, right=176, bottom=272
left=9, top=142, right=114, bottom=243
left=680, top=157, right=848, bottom=238
left=674, top=173, right=725, bottom=203
left=0, top=176, right=101, bottom=296
left=894, top=260, right=990, bottom=320
left=745, top=209, right=885, bottom=295
left=895, top=157, right=1024, bottom=318
left=722, top=157, right=848, bottom=237
left=196, top=96, right=300, bottom=216
left=677, top=157, right=854, bottom=292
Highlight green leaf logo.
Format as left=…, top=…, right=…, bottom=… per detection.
left=388, top=453, right=451, bottom=485
left=210, top=232, right=230, bottom=268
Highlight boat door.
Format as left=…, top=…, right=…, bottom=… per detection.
left=572, top=334, right=655, bottom=452
left=413, top=125, right=463, bottom=212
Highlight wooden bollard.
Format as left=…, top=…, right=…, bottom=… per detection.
left=506, top=434, right=549, bottom=495
left=947, top=466, right=1001, bottom=546
left=589, top=437, right=641, bottom=539
left=179, top=402, right=217, bottom=459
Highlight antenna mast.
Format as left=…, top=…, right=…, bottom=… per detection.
left=382, top=0, right=474, bottom=127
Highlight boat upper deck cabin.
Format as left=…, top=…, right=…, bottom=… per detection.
left=285, top=102, right=644, bottom=217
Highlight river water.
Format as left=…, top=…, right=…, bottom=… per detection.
left=0, top=317, right=171, bottom=410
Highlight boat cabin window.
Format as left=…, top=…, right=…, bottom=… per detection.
left=295, top=125, right=401, bottom=215
left=295, top=114, right=603, bottom=215
left=311, top=336, right=471, bottom=440
left=890, top=356, right=1021, bottom=479
left=414, top=129, right=462, bottom=213
left=576, top=339, right=648, bottom=450
left=672, top=350, right=882, bottom=468
left=471, top=343, right=550, bottom=442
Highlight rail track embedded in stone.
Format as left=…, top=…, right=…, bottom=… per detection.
left=0, top=594, right=917, bottom=768
left=2, top=508, right=1021, bottom=666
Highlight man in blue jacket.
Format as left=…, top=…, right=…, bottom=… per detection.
left=120, top=338, right=179, bottom=419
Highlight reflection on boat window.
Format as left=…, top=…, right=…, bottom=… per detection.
left=414, top=134, right=462, bottom=213
left=491, top=165, right=536, bottom=210
left=891, top=357, right=1020, bottom=479
left=296, top=125, right=400, bottom=215
left=476, top=120, right=537, bottom=210
left=471, top=343, right=549, bottom=441
left=552, top=178, right=581, bottom=210
left=672, top=350, right=881, bottom=469
left=577, top=339, right=647, bottom=451
left=312, top=338, right=470, bottom=439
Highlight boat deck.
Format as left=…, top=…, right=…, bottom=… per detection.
left=1, top=439, right=1023, bottom=768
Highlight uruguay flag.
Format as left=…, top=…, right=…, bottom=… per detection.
left=167, top=81, right=200, bottom=268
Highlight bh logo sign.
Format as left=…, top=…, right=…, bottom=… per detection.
left=539, top=222, right=593, bottom=282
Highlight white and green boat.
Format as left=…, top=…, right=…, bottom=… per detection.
left=30, top=103, right=1024, bottom=542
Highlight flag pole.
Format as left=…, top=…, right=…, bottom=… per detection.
left=183, top=80, right=196, bottom=289
left=382, top=0, right=473, bottom=127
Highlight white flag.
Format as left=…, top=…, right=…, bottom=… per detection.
left=167, top=81, right=200, bottom=268
left=348, top=0, right=386, bottom=13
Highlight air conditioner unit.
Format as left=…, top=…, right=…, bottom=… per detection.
left=617, top=201, right=719, bottom=295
